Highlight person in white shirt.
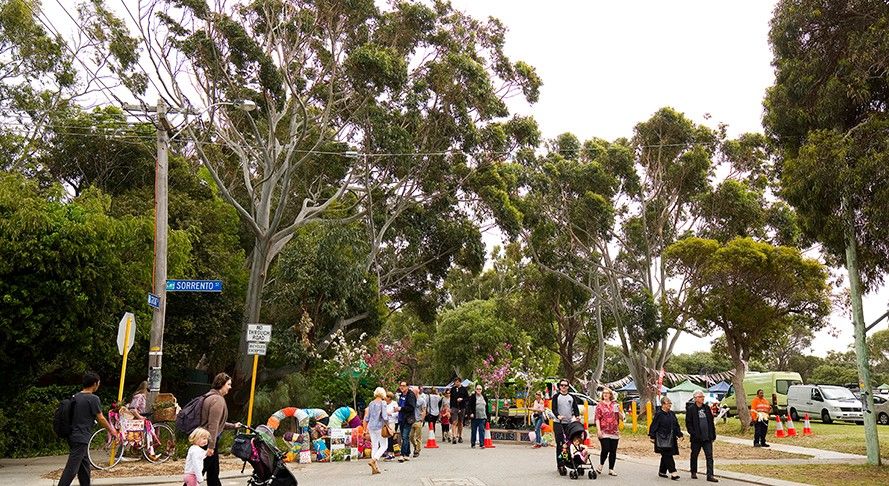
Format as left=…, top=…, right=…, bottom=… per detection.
left=384, top=391, right=399, bottom=460
left=185, top=427, right=210, bottom=486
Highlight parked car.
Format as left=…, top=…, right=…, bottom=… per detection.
left=787, top=384, right=864, bottom=424
left=874, top=394, right=889, bottom=425
left=721, top=371, right=802, bottom=416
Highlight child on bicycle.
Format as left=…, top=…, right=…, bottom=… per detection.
left=185, top=427, right=210, bottom=486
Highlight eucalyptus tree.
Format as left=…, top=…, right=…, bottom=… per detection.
left=0, top=0, right=144, bottom=169
left=666, top=237, right=831, bottom=430
left=134, top=0, right=541, bottom=381
left=764, top=0, right=889, bottom=462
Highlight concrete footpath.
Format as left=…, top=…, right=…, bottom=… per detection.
left=716, top=436, right=867, bottom=462
left=1, top=442, right=811, bottom=486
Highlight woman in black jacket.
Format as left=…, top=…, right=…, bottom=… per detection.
left=649, top=397, right=683, bottom=480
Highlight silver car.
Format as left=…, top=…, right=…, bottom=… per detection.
left=875, top=394, right=889, bottom=425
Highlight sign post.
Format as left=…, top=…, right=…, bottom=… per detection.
left=112, top=312, right=135, bottom=465
left=116, top=312, right=136, bottom=403
left=245, top=324, right=272, bottom=427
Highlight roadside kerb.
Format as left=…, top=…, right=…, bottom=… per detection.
left=617, top=453, right=809, bottom=486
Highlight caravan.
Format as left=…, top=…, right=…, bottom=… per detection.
left=720, top=372, right=802, bottom=417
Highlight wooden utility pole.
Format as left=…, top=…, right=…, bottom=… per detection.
left=122, top=98, right=181, bottom=409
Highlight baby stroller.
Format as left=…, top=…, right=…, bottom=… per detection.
left=557, top=421, right=596, bottom=480
left=232, top=426, right=298, bottom=486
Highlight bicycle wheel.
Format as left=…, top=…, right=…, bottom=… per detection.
left=144, top=423, right=176, bottom=463
left=88, top=429, right=123, bottom=469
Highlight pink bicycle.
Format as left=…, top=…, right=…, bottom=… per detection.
left=87, top=407, right=176, bottom=469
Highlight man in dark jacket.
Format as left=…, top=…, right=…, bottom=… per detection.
left=396, top=381, right=416, bottom=462
left=449, top=376, right=469, bottom=444
left=550, top=379, right=580, bottom=467
left=685, top=390, right=718, bottom=482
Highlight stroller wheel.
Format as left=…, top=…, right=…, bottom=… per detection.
left=569, top=471, right=576, bottom=479
left=559, top=466, right=567, bottom=476
left=588, top=470, right=596, bottom=479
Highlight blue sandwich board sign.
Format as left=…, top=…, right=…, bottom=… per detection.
left=165, top=279, right=223, bottom=293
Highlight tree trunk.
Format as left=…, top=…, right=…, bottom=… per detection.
left=725, top=335, right=751, bottom=432
left=236, top=238, right=272, bottom=386
left=843, top=199, right=882, bottom=465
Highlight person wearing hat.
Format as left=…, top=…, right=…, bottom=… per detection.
left=449, top=376, right=468, bottom=444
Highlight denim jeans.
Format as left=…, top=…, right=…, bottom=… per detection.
left=470, top=418, right=486, bottom=447
left=533, top=414, right=544, bottom=444
left=400, top=422, right=412, bottom=456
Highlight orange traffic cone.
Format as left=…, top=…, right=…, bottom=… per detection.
left=583, top=419, right=592, bottom=446
left=785, top=415, right=797, bottom=437
left=775, top=415, right=786, bottom=438
left=803, top=413, right=813, bottom=436
left=483, top=421, right=496, bottom=448
left=425, top=421, right=439, bottom=448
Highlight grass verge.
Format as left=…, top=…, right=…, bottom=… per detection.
left=714, top=418, right=889, bottom=457
left=721, top=463, right=889, bottom=486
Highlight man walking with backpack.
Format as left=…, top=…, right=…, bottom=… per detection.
left=58, top=372, right=119, bottom=486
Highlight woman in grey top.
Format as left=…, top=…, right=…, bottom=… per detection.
left=364, top=387, right=388, bottom=474
left=466, top=384, right=490, bottom=449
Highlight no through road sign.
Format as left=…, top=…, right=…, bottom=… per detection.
left=246, top=324, right=272, bottom=343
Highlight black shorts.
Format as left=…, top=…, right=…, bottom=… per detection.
left=426, top=414, right=438, bottom=424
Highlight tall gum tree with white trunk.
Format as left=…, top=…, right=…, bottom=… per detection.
left=764, top=0, right=889, bottom=464
left=131, top=0, right=541, bottom=384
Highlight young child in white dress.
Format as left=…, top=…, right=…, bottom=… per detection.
left=184, top=427, right=210, bottom=486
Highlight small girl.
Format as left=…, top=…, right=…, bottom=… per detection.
left=571, top=434, right=590, bottom=466
left=440, top=402, right=451, bottom=442
left=184, top=427, right=210, bottom=486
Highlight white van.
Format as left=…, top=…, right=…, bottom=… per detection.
left=787, top=385, right=864, bottom=424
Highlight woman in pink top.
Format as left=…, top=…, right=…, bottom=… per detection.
left=594, top=387, right=625, bottom=476
left=530, top=391, right=546, bottom=447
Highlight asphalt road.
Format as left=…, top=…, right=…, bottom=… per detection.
left=155, top=439, right=753, bottom=486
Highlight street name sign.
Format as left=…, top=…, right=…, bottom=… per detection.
left=165, top=279, right=223, bottom=292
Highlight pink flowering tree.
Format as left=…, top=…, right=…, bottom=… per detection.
left=475, top=345, right=514, bottom=414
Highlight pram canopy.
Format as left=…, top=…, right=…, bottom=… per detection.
left=562, top=421, right=586, bottom=441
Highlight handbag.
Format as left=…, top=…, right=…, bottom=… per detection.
left=656, top=432, right=673, bottom=449
left=381, top=423, right=393, bottom=438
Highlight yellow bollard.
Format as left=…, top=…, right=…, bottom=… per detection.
left=631, top=401, right=638, bottom=432
left=646, top=400, right=653, bottom=429
left=246, top=354, right=259, bottom=427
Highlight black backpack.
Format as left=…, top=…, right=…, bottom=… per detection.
left=53, top=394, right=77, bottom=438
left=176, top=392, right=210, bottom=434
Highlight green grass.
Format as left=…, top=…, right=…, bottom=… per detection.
left=721, top=464, right=889, bottom=486
left=714, top=418, right=889, bottom=458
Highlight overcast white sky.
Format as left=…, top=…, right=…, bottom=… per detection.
left=449, top=0, right=889, bottom=357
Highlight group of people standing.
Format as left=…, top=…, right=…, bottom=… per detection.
left=360, top=376, right=492, bottom=475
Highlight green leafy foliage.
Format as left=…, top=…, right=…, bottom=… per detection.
left=765, top=0, right=889, bottom=289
